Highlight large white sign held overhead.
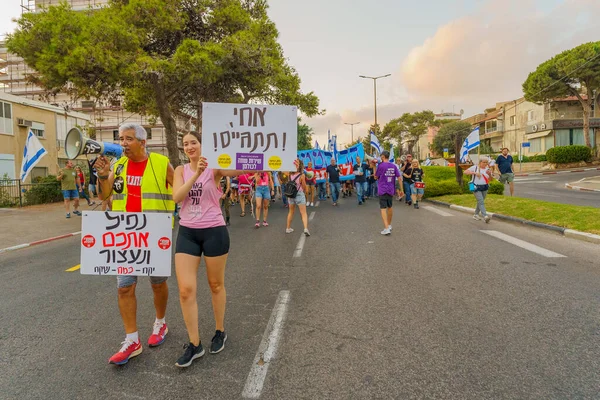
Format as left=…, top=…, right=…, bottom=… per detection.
left=80, top=211, right=173, bottom=277
left=202, top=102, right=298, bottom=172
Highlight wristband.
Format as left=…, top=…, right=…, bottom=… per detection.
left=98, top=175, right=109, bottom=180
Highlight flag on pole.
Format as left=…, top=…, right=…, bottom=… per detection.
left=327, top=130, right=334, bottom=152
left=424, top=157, right=432, bottom=166
left=20, top=130, right=48, bottom=182
left=333, top=135, right=338, bottom=158
left=389, top=144, right=395, bottom=163
left=370, top=131, right=381, bottom=154
left=459, top=127, right=480, bottom=163
left=314, top=140, right=320, bottom=150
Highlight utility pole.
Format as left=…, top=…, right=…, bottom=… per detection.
left=359, top=74, right=391, bottom=132
left=344, top=122, right=360, bottom=143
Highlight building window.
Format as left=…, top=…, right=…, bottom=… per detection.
left=510, top=115, right=516, bottom=126
left=485, top=120, right=497, bottom=133
left=31, top=167, right=47, bottom=180
left=555, top=128, right=595, bottom=147
left=527, top=110, right=534, bottom=122
left=145, top=127, right=152, bottom=140
left=0, top=101, right=13, bottom=134
left=529, top=138, right=542, bottom=153
left=113, top=130, right=119, bottom=141
left=31, top=121, right=45, bottom=138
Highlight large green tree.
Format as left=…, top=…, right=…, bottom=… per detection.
left=382, top=111, right=438, bottom=155
left=431, top=121, right=473, bottom=185
left=523, top=41, right=600, bottom=149
left=8, top=0, right=321, bottom=166
left=297, top=120, right=313, bottom=151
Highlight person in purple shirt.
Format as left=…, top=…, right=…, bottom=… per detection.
left=375, top=150, right=401, bottom=236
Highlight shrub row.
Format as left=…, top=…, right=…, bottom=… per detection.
left=421, top=166, right=504, bottom=199
left=546, top=145, right=592, bottom=164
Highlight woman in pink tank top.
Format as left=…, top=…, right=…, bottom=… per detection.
left=171, top=131, right=251, bottom=366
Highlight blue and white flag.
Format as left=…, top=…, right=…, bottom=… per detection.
left=20, top=130, right=48, bottom=181
left=389, top=144, right=395, bottom=163
left=424, top=158, right=432, bottom=166
left=332, top=135, right=338, bottom=159
left=327, top=130, right=334, bottom=152
left=460, top=127, right=480, bottom=163
left=370, top=131, right=381, bottom=154
left=314, top=140, right=320, bottom=150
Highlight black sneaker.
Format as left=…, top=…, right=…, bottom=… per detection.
left=210, top=330, right=227, bottom=354
left=414, top=203, right=419, bottom=209
left=175, top=342, right=205, bottom=368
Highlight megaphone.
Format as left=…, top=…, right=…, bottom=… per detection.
left=65, top=127, right=123, bottom=160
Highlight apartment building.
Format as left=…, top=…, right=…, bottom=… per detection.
left=0, top=0, right=191, bottom=163
left=413, top=112, right=462, bottom=160
left=0, top=91, right=90, bottom=180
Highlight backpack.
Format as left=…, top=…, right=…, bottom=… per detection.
left=284, top=173, right=301, bottom=198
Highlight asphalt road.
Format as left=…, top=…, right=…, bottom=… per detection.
left=509, top=170, right=599, bottom=207
left=1, top=196, right=600, bottom=399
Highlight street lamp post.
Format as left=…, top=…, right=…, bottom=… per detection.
left=359, top=74, right=391, bottom=130
left=344, top=122, right=360, bottom=143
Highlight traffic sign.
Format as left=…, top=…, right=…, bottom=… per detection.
left=521, top=142, right=531, bottom=148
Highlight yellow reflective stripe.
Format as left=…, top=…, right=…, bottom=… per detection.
left=113, top=194, right=126, bottom=200
left=144, top=193, right=172, bottom=200
left=143, top=209, right=172, bottom=213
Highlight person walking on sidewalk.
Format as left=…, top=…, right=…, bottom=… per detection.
left=375, top=151, right=401, bottom=235
left=75, top=165, right=95, bottom=206
left=496, top=147, right=515, bottom=196
left=172, top=131, right=252, bottom=367
left=326, top=158, right=341, bottom=206
left=465, top=158, right=492, bottom=223
left=95, top=123, right=175, bottom=365
left=285, top=159, right=310, bottom=236
left=57, top=160, right=81, bottom=219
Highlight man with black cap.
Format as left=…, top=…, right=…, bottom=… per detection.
left=375, top=150, right=401, bottom=235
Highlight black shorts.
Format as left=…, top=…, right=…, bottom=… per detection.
left=176, top=225, right=230, bottom=257
left=379, top=194, right=394, bottom=209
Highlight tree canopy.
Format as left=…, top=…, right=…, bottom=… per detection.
left=431, top=121, right=473, bottom=184
left=382, top=111, right=438, bottom=154
left=523, top=41, right=600, bottom=149
left=7, top=0, right=321, bottom=166
left=297, top=120, right=313, bottom=151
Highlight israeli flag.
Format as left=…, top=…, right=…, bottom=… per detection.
left=389, top=144, right=395, bottom=163
left=314, top=140, right=320, bottom=150
left=460, top=127, right=480, bottom=163
left=332, top=135, right=338, bottom=158
left=424, top=158, right=432, bottom=166
left=20, top=130, right=48, bottom=181
left=370, top=131, right=382, bottom=154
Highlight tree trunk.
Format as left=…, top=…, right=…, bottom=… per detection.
left=582, top=100, right=592, bottom=148
left=454, top=134, right=463, bottom=186
left=150, top=74, right=181, bottom=167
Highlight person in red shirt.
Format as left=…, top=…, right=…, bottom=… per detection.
left=95, top=123, right=174, bottom=366
left=305, top=161, right=316, bottom=206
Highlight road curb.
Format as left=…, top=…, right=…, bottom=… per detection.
left=0, top=231, right=81, bottom=255
left=424, top=200, right=600, bottom=243
left=564, top=183, right=600, bottom=192
left=515, top=167, right=600, bottom=177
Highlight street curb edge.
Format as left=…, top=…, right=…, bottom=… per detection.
left=564, top=183, right=600, bottom=192
left=423, top=200, right=600, bottom=242
left=0, top=231, right=81, bottom=255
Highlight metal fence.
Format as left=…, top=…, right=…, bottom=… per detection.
left=0, top=179, right=63, bottom=207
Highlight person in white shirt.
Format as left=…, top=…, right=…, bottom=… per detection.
left=465, top=158, right=492, bottom=223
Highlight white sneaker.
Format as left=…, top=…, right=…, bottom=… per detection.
left=380, top=228, right=391, bottom=236
left=304, top=229, right=311, bottom=236
left=473, top=214, right=482, bottom=221
left=389, top=224, right=392, bottom=231
left=484, top=215, right=491, bottom=223
left=286, top=228, right=294, bottom=234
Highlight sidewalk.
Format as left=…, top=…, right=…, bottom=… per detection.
left=0, top=202, right=96, bottom=251
left=565, top=176, right=600, bottom=192
left=515, top=166, right=600, bottom=177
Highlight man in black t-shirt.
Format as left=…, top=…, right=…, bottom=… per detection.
left=353, top=156, right=369, bottom=205
left=401, top=154, right=413, bottom=205
left=326, top=158, right=341, bottom=205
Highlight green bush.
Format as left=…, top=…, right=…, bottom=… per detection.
left=422, top=166, right=456, bottom=181
left=23, top=175, right=63, bottom=205
left=420, top=167, right=505, bottom=198
left=546, top=145, right=592, bottom=164
left=488, top=180, right=504, bottom=194
left=423, top=179, right=464, bottom=198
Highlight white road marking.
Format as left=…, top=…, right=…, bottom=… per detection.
left=293, top=234, right=306, bottom=258
left=422, top=206, right=453, bottom=217
left=309, top=211, right=316, bottom=221
left=315, top=201, right=320, bottom=207
left=242, top=290, right=291, bottom=399
left=481, top=230, right=566, bottom=258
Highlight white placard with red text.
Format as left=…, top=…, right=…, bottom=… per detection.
left=80, top=211, right=173, bottom=276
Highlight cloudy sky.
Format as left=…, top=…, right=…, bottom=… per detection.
left=1, top=0, right=598, bottom=147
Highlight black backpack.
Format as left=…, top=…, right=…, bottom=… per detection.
left=284, top=173, right=301, bottom=198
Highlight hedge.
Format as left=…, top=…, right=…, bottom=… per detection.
left=546, top=145, right=592, bottom=164
left=23, top=175, right=63, bottom=205
left=420, top=166, right=504, bottom=198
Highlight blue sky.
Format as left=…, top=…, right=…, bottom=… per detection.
left=1, top=0, right=596, bottom=146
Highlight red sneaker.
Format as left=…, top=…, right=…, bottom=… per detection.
left=108, top=339, right=142, bottom=365
left=148, top=322, right=169, bottom=347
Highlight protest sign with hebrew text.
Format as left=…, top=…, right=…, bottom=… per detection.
left=202, top=102, right=297, bottom=171
left=80, top=211, right=172, bottom=277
